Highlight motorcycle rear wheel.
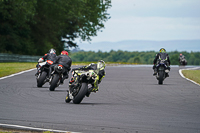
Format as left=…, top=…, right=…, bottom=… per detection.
left=158, top=71, right=164, bottom=85
left=37, top=71, right=47, bottom=87
left=73, top=83, right=88, bottom=104
left=49, top=74, right=60, bottom=91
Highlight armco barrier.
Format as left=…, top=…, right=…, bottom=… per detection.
left=0, top=53, right=41, bottom=62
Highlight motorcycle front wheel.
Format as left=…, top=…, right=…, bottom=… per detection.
left=158, top=71, right=164, bottom=85
left=49, top=74, right=60, bottom=91
left=37, top=71, right=47, bottom=87
left=73, top=83, right=88, bottom=104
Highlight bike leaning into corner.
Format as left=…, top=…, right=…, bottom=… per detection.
left=36, top=60, right=53, bottom=87
left=65, top=60, right=106, bottom=104
left=35, top=48, right=57, bottom=87
left=49, top=51, right=72, bottom=91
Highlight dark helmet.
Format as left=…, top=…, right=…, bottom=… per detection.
left=159, top=48, right=166, bottom=53
left=49, top=48, right=56, bottom=54
left=61, top=50, right=68, bottom=55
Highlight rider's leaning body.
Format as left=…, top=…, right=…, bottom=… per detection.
left=36, top=49, right=57, bottom=77
left=179, top=53, right=185, bottom=62
left=39, top=48, right=57, bottom=62
left=53, top=51, right=72, bottom=83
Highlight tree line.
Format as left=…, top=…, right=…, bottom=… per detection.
left=69, top=50, right=200, bottom=65
left=0, top=0, right=111, bottom=55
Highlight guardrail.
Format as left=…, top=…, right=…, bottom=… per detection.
left=0, top=53, right=41, bottom=62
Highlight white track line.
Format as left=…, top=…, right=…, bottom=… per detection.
left=0, top=123, right=80, bottom=133
left=0, top=68, right=36, bottom=80
left=179, top=67, right=200, bottom=87
left=0, top=69, right=81, bottom=133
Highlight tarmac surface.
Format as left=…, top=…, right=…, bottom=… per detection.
left=0, top=65, right=200, bottom=133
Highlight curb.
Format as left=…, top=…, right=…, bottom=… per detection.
left=0, top=123, right=80, bottom=133
left=179, top=67, right=200, bottom=87
left=0, top=68, right=80, bottom=133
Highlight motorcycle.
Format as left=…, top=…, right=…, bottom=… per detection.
left=65, top=69, right=97, bottom=104
left=49, top=64, right=65, bottom=91
left=36, top=60, right=53, bottom=87
left=155, top=59, right=169, bottom=85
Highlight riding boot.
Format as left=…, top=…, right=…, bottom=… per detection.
left=85, top=91, right=91, bottom=97
left=153, top=69, right=157, bottom=76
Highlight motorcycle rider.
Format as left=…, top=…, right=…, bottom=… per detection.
left=53, top=50, right=72, bottom=84
left=179, top=53, right=185, bottom=62
left=35, top=48, right=57, bottom=80
left=70, top=60, right=106, bottom=96
left=153, top=48, right=170, bottom=77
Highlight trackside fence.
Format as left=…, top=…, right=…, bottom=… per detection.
left=0, top=53, right=41, bottom=62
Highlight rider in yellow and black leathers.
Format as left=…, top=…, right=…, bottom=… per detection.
left=70, top=60, right=106, bottom=93
left=153, top=48, right=171, bottom=77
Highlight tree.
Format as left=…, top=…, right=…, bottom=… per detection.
left=170, top=54, right=179, bottom=65
left=0, top=0, right=111, bottom=55
left=0, top=0, right=37, bottom=54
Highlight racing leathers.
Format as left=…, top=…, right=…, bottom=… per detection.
left=71, top=63, right=106, bottom=92
left=153, top=53, right=171, bottom=76
left=179, top=55, right=185, bottom=62
left=53, top=54, right=72, bottom=83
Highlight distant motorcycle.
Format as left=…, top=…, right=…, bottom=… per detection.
left=155, top=59, right=169, bottom=85
left=49, top=64, right=65, bottom=91
left=36, top=60, right=53, bottom=87
left=65, top=69, right=97, bottom=104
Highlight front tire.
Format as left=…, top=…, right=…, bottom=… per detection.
left=158, top=71, right=164, bottom=85
left=49, top=74, right=60, bottom=91
left=37, top=71, right=47, bottom=87
left=73, top=83, right=88, bottom=104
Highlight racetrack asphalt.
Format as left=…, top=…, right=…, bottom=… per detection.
left=0, top=65, right=200, bottom=133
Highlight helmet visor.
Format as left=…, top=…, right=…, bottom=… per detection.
left=160, top=48, right=166, bottom=53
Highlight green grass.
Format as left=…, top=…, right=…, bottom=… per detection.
left=0, top=62, right=36, bottom=77
left=182, top=70, right=200, bottom=84
left=1, top=62, right=199, bottom=86
left=0, top=62, right=130, bottom=78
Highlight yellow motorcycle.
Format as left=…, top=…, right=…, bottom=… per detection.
left=65, top=69, right=97, bottom=104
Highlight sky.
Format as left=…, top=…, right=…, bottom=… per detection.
left=75, top=0, right=200, bottom=51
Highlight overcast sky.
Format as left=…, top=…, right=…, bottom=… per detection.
left=76, top=0, right=200, bottom=43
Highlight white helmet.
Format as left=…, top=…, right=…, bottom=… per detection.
left=49, top=48, right=56, bottom=54
left=97, top=60, right=105, bottom=70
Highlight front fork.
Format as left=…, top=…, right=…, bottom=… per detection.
left=68, top=76, right=81, bottom=100
left=68, top=90, right=74, bottom=100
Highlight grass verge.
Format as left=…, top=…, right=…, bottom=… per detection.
left=182, top=70, right=200, bottom=84
left=2, top=62, right=198, bottom=86
left=0, top=62, right=139, bottom=78
left=0, top=62, right=36, bottom=78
